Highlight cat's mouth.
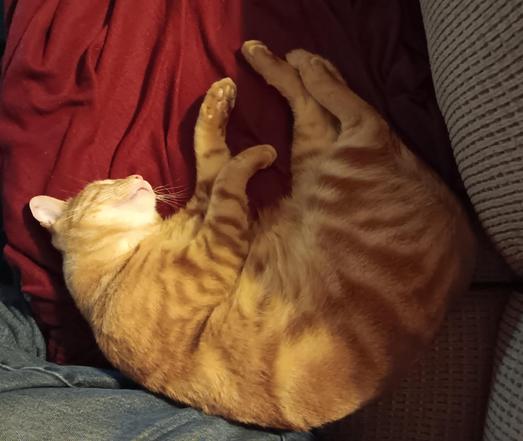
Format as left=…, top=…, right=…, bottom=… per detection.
left=131, top=185, right=152, bottom=198
left=128, top=179, right=153, bottom=200
left=136, top=186, right=151, bottom=195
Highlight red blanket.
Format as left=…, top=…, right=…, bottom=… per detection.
left=0, top=0, right=460, bottom=366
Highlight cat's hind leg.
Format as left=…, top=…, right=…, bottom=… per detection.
left=286, top=50, right=388, bottom=147
left=241, top=41, right=337, bottom=178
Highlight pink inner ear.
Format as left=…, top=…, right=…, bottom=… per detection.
left=29, top=196, right=66, bottom=227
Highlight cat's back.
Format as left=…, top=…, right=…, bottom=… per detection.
left=252, top=139, right=476, bottom=313
left=308, top=140, right=476, bottom=334
left=235, top=141, right=473, bottom=355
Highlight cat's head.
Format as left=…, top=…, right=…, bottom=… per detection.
left=30, top=175, right=159, bottom=252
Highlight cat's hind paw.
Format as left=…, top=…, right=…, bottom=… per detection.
left=286, top=50, right=346, bottom=85
left=242, top=40, right=271, bottom=57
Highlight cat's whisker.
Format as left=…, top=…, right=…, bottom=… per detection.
left=155, top=198, right=185, bottom=209
left=154, top=193, right=189, bottom=200
left=155, top=191, right=188, bottom=199
left=155, top=193, right=186, bottom=200
left=155, top=191, right=188, bottom=198
left=159, top=182, right=190, bottom=188
left=153, top=183, right=188, bottom=190
left=153, top=186, right=190, bottom=195
left=155, top=197, right=187, bottom=206
left=154, top=190, right=191, bottom=201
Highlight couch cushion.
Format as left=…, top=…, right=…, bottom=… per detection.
left=419, top=0, right=523, bottom=276
left=317, top=286, right=509, bottom=441
left=483, top=291, right=523, bottom=441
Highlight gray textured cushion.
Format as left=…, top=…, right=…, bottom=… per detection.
left=483, top=291, right=523, bottom=441
left=419, top=0, right=523, bottom=276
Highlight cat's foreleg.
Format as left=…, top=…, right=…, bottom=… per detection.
left=185, top=78, right=237, bottom=218
left=241, top=41, right=337, bottom=178
left=189, top=145, right=277, bottom=287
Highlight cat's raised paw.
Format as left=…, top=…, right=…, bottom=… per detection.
left=201, top=78, right=237, bottom=127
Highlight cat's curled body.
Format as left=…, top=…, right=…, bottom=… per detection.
left=30, top=42, right=476, bottom=430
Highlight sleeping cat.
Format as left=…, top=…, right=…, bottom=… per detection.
left=29, top=41, right=476, bottom=430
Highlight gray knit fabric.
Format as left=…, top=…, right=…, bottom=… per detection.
left=419, top=0, right=523, bottom=276
left=483, top=291, right=523, bottom=441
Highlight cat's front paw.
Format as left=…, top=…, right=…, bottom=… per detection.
left=200, top=78, right=237, bottom=130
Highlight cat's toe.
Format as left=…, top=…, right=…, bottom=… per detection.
left=242, top=40, right=270, bottom=57
left=286, top=49, right=313, bottom=69
left=286, top=51, right=345, bottom=84
left=222, top=81, right=236, bottom=107
left=213, top=79, right=236, bottom=109
left=256, top=144, right=278, bottom=168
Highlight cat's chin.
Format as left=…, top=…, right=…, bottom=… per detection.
left=116, top=180, right=157, bottom=217
left=121, top=179, right=154, bottom=203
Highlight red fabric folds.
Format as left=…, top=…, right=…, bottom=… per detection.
left=0, top=0, right=460, bottom=366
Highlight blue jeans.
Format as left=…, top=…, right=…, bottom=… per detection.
left=0, top=284, right=313, bottom=441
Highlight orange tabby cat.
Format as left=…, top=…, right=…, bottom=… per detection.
left=29, top=41, right=476, bottom=430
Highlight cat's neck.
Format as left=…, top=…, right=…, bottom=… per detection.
left=62, top=224, right=161, bottom=320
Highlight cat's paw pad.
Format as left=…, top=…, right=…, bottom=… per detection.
left=201, top=78, right=236, bottom=125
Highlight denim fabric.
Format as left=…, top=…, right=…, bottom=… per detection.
left=0, top=284, right=313, bottom=441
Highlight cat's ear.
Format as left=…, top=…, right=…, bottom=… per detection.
left=29, top=196, right=66, bottom=228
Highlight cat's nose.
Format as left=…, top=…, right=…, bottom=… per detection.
left=130, top=174, right=143, bottom=180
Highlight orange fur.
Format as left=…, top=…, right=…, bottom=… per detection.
left=29, top=41, right=476, bottom=430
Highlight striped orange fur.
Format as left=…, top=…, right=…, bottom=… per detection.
left=29, top=41, right=476, bottom=430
